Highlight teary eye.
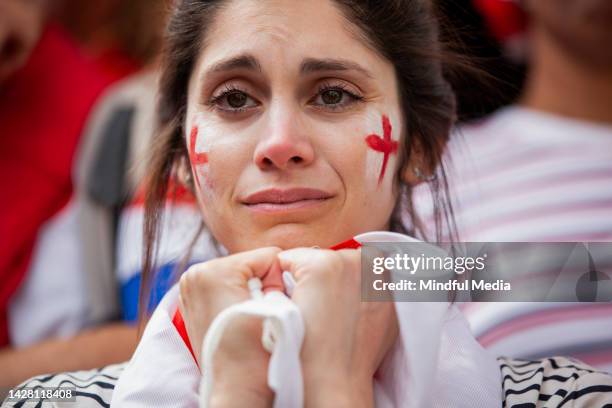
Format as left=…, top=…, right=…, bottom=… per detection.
left=310, top=83, right=364, bottom=111
left=208, top=85, right=259, bottom=114
left=226, top=91, right=248, bottom=108
left=321, top=89, right=343, bottom=105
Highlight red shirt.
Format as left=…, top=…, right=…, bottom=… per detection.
left=0, top=24, right=136, bottom=347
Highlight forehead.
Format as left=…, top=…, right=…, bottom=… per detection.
left=200, top=0, right=382, bottom=72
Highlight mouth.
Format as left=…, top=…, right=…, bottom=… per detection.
left=241, top=188, right=334, bottom=213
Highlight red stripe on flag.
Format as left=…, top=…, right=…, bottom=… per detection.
left=330, top=238, right=362, bottom=250
left=171, top=309, right=198, bottom=368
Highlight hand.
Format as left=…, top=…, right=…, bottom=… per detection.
left=178, top=247, right=284, bottom=406
left=278, top=248, right=398, bottom=408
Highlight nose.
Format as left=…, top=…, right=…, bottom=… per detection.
left=253, top=110, right=315, bottom=171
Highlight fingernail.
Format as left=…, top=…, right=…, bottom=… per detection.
left=282, top=271, right=296, bottom=297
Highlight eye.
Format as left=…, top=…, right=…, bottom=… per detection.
left=311, top=83, right=364, bottom=110
left=321, top=89, right=343, bottom=105
left=226, top=91, right=248, bottom=108
left=208, top=86, right=259, bottom=113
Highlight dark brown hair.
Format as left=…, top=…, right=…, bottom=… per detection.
left=139, top=0, right=458, bottom=320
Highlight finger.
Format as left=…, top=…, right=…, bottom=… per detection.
left=277, top=248, right=339, bottom=282
left=336, top=247, right=363, bottom=262
left=261, top=260, right=285, bottom=293
left=186, top=246, right=280, bottom=282
left=219, top=246, right=283, bottom=286
left=282, top=271, right=296, bottom=296
left=276, top=248, right=317, bottom=281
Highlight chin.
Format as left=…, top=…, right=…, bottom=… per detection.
left=248, top=223, right=348, bottom=250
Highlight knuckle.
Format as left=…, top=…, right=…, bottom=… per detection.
left=303, top=250, right=343, bottom=279
left=181, top=263, right=216, bottom=290
left=338, top=249, right=362, bottom=282
left=178, top=270, right=191, bottom=296
left=324, top=250, right=345, bottom=271
left=177, top=292, right=185, bottom=312
left=261, top=246, right=282, bottom=255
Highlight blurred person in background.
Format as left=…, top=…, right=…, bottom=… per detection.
left=52, top=0, right=165, bottom=79
left=0, top=0, right=46, bottom=83
left=416, top=0, right=612, bottom=371
left=0, top=0, right=166, bottom=389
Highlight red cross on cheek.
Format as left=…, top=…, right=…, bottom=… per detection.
left=364, top=115, right=398, bottom=184
left=188, top=126, right=208, bottom=186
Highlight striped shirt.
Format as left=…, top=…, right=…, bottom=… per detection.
left=500, top=356, right=612, bottom=407
left=4, top=357, right=612, bottom=407
left=413, top=107, right=612, bottom=372
left=415, top=107, right=612, bottom=242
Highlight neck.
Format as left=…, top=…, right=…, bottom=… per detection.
left=520, top=25, right=612, bottom=125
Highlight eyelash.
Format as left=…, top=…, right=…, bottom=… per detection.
left=312, top=82, right=365, bottom=110
left=206, top=84, right=255, bottom=114
left=206, top=82, right=365, bottom=114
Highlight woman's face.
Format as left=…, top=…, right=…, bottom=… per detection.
left=185, top=0, right=405, bottom=253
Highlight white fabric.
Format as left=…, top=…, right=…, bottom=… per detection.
left=111, top=285, right=200, bottom=407
left=199, top=285, right=304, bottom=407
left=113, top=232, right=502, bottom=407
left=9, top=200, right=88, bottom=346
left=355, top=232, right=501, bottom=407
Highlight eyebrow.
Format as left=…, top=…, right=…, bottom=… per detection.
left=205, top=54, right=263, bottom=75
left=203, top=54, right=373, bottom=79
left=300, top=58, right=373, bottom=78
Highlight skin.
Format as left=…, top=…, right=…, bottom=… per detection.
left=178, top=1, right=412, bottom=407
left=0, top=324, right=138, bottom=393
left=521, top=0, right=612, bottom=124
left=185, top=0, right=405, bottom=254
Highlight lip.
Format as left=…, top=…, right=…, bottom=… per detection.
left=241, top=188, right=334, bottom=212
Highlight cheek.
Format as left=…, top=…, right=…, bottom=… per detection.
left=198, top=140, right=252, bottom=235
left=187, top=119, right=243, bottom=201
left=321, top=113, right=399, bottom=220
left=363, top=113, right=400, bottom=189
left=321, top=111, right=400, bottom=194
left=187, top=125, right=213, bottom=198
left=204, top=142, right=245, bottom=195
left=356, top=112, right=402, bottom=228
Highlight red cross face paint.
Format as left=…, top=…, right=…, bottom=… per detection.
left=187, top=118, right=212, bottom=195
left=189, top=126, right=209, bottom=167
left=364, top=114, right=399, bottom=186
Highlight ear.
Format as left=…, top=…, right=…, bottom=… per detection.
left=400, top=138, right=428, bottom=187
left=175, top=155, right=195, bottom=192
left=401, top=166, right=421, bottom=187
left=400, top=135, right=447, bottom=186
